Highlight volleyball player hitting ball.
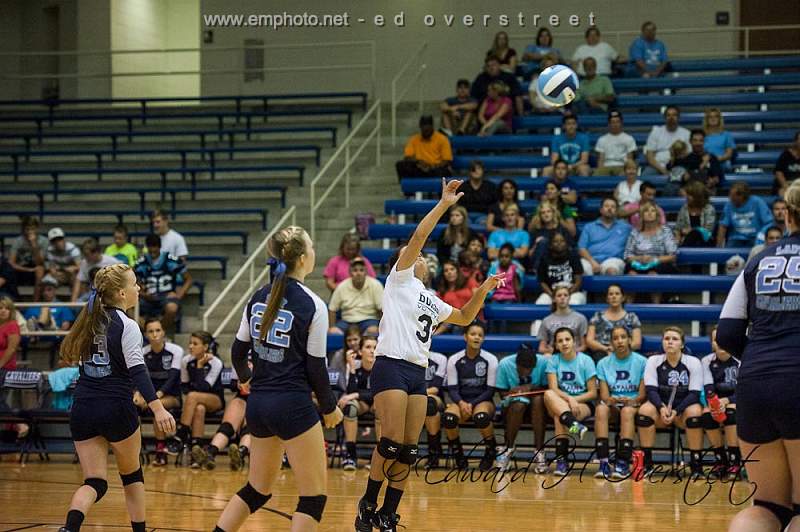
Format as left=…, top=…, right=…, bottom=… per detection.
left=721, top=180, right=800, bottom=532
left=214, top=226, right=343, bottom=532
left=355, top=178, right=505, bottom=532
left=58, top=264, right=176, bottom=532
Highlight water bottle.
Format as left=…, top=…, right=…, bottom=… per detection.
left=632, top=450, right=645, bottom=481
left=708, top=392, right=727, bottom=424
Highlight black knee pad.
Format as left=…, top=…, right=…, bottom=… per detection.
left=473, top=411, right=491, bottom=429
left=426, top=396, right=440, bottom=417
left=723, top=408, right=736, bottom=426
left=398, top=444, right=419, bottom=465
left=794, top=503, right=800, bottom=516
left=84, top=477, right=108, bottom=502
left=239, top=425, right=249, bottom=437
left=701, top=412, right=720, bottom=430
left=753, top=500, right=794, bottom=530
left=236, top=482, right=272, bottom=514
left=216, top=421, right=236, bottom=440
left=296, top=495, right=327, bottom=523
left=120, top=468, right=143, bottom=486
left=377, top=437, right=401, bottom=460
left=635, top=414, right=654, bottom=428
left=442, top=412, right=459, bottom=429
left=685, top=416, right=704, bottom=429
left=343, top=400, right=359, bottom=420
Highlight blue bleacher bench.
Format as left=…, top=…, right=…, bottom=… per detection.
left=614, top=92, right=800, bottom=108
left=523, top=274, right=735, bottom=293
left=484, top=303, right=721, bottom=323
left=668, top=56, right=800, bottom=72
left=611, top=72, right=800, bottom=92
left=514, top=110, right=800, bottom=130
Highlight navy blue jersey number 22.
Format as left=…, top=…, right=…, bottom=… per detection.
left=249, top=302, right=295, bottom=348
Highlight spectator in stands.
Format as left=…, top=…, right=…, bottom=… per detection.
left=774, top=130, right=800, bottom=194
left=586, top=284, right=643, bottom=360
left=675, top=180, right=717, bottom=247
left=537, top=285, right=588, bottom=355
left=486, top=31, right=518, bottom=73
left=437, top=206, right=480, bottom=264
left=151, top=209, right=189, bottom=262
left=23, top=274, right=74, bottom=342
left=0, top=297, right=21, bottom=370
left=324, top=233, right=376, bottom=291
left=528, top=53, right=561, bottom=114
left=542, top=172, right=578, bottom=237
left=703, top=108, right=736, bottom=170
left=487, top=205, right=529, bottom=261
left=596, top=111, right=637, bottom=176
left=440, top=79, right=478, bottom=137
left=544, top=114, right=591, bottom=177
left=536, top=233, right=585, bottom=306
left=487, top=243, right=523, bottom=303
left=644, top=106, right=690, bottom=176
left=624, top=202, right=679, bottom=303
left=328, top=324, right=361, bottom=377
left=71, top=238, right=120, bottom=302
left=573, top=57, right=616, bottom=114
left=528, top=201, right=575, bottom=270
left=487, top=179, right=526, bottom=232
left=436, top=261, right=479, bottom=335
left=9, top=216, right=47, bottom=301
left=521, top=28, right=561, bottom=78
left=665, top=139, right=691, bottom=195
left=628, top=21, right=669, bottom=78
left=579, top=197, right=631, bottom=275
left=477, top=82, right=513, bottom=137
left=457, top=160, right=496, bottom=224
left=0, top=257, right=17, bottom=299
left=621, top=181, right=666, bottom=228
left=676, top=129, right=725, bottom=195
left=105, top=224, right=138, bottom=266
left=471, top=56, right=524, bottom=115
left=396, top=115, right=454, bottom=179
left=339, top=335, right=378, bottom=470
left=614, top=160, right=643, bottom=208
left=717, top=181, right=773, bottom=248
left=755, top=199, right=788, bottom=244
left=459, top=241, right=488, bottom=285
left=328, top=257, right=383, bottom=335
left=43, top=227, right=80, bottom=290
left=135, top=234, right=192, bottom=331
left=748, top=225, right=785, bottom=261
left=572, top=26, right=620, bottom=77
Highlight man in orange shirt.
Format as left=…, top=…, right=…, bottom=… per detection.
left=396, top=115, right=453, bottom=179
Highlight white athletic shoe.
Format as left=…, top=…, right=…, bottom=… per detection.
left=534, top=451, right=549, bottom=474
left=494, top=446, right=514, bottom=471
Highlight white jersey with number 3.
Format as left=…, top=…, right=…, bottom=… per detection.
left=376, top=264, right=453, bottom=368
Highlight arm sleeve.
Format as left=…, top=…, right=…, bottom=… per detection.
left=328, top=286, right=342, bottom=312
left=307, top=356, right=337, bottom=414
left=129, top=364, right=158, bottom=403
left=204, top=357, right=223, bottom=387
left=176, top=234, right=189, bottom=257
left=701, top=355, right=715, bottom=397
left=470, top=387, right=496, bottom=406
left=446, top=355, right=463, bottom=403
left=718, top=272, right=749, bottom=357
left=160, top=369, right=181, bottom=395
left=663, top=227, right=678, bottom=255
left=358, top=375, right=373, bottom=404
left=192, top=363, right=213, bottom=392
left=231, top=339, right=252, bottom=384
left=121, top=318, right=145, bottom=369
left=674, top=391, right=699, bottom=415
left=307, top=296, right=328, bottom=359
left=403, top=137, right=415, bottom=158
left=644, top=358, right=663, bottom=408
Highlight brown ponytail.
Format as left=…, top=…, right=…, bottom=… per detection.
left=60, top=263, right=132, bottom=364
left=258, top=226, right=310, bottom=342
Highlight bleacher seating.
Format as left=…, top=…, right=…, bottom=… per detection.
left=514, top=110, right=800, bottom=130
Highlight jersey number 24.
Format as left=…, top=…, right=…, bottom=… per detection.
left=250, top=302, right=295, bottom=348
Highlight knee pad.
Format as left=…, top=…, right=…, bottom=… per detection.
left=83, top=477, right=108, bottom=502
left=236, top=482, right=272, bottom=514
left=635, top=414, right=655, bottom=428
left=473, top=411, right=491, bottom=429
left=753, top=499, right=794, bottom=530
left=216, top=421, right=236, bottom=440
left=685, top=416, right=704, bottom=429
left=724, top=408, right=737, bottom=426
left=442, top=412, right=459, bottom=430
left=343, top=400, right=359, bottom=420
left=398, top=444, right=419, bottom=465
left=377, top=437, right=401, bottom=460
left=120, top=467, right=143, bottom=486
left=239, top=425, right=249, bottom=437
left=426, top=396, right=440, bottom=417
left=296, top=495, right=327, bottom=523
left=701, top=412, right=720, bottom=430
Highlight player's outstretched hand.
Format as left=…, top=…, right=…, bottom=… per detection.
left=440, top=178, right=464, bottom=207
left=481, top=273, right=506, bottom=292
left=323, top=406, right=344, bottom=429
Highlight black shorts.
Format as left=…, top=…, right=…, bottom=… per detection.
left=370, top=356, right=427, bottom=396
left=70, top=398, right=139, bottom=443
left=246, top=391, right=320, bottom=440
left=737, top=375, right=800, bottom=444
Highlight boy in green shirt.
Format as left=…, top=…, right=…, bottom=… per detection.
left=104, top=224, right=138, bottom=266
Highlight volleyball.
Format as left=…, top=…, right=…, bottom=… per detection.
left=536, top=64, right=580, bottom=107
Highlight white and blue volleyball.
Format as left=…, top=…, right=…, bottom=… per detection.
left=536, top=65, right=579, bottom=107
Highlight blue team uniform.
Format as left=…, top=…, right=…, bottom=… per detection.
left=142, top=341, right=183, bottom=399
left=181, top=353, right=225, bottom=405
left=643, top=354, right=703, bottom=414
left=596, top=352, right=647, bottom=401
left=546, top=352, right=597, bottom=399
left=446, top=350, right=498, bottom=405
left=495, top=354, right=549, bottom=406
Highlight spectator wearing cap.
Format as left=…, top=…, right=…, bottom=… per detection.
left=595, top=111, right=637, bottom=176
left=323, top=233, right=376, bottom=291
left=151, top=209, right=189, bottom=262
left=573, top=57, right=616, bottom=114
left=23, top=274, right=74, bottom=343
left=328, top=257, right=383, bottom=336
left=71, top=238, right=121, bottom=302
left=45, top=228, right=81, bottom=289
left=543, top=113, right=591, bottom=177
left=396, top=115, right=454, bottom=179
left=134, top=233, right=192, bottom=331
left=440, top=79, right=478, bottom=136
left=8, top=216, right=47, bottom=301
left=105, top=224, right=139, bottom=266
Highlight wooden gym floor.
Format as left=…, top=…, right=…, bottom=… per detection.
left=0, top=456, right=750, bottom=531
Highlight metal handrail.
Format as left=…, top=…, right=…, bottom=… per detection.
left=202, top=206, right=296, bottom=335
left=309, top=100, right=382, bottom=240
left=391, top=42, right=428, bottom=147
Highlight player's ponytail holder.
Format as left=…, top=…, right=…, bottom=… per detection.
left=267, top=257, right=287, bottom=282
left=87, top=287, right=98, bottom=313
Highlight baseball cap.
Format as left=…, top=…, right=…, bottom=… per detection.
left=350, top=257, right=366, bottom=267
left=41, top=274, right=59, bottom=287
left=48, top=227, right=65, bottom=241
left=608, top=110, right=623, bottom=122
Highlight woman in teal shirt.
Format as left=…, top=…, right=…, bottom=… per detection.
left=703, top=108, right=735, bottom=170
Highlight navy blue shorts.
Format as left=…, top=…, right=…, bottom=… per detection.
left=370, top=356, right=427, bottom=396
left=139, top=295, right=180, bottom=318
left=737, top=375, right=800, bottom=444
left=70, top=398, right=140, bottom=443
left=246, top=391, right=320, bottom=440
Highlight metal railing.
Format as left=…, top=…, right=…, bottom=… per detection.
left=202, top=206, right=296, bottom=337
left=13, top=300, right=144, bottom=336
left=391, top=42, right=427, bottom=147
left=309, top=100, right=382, bottom=240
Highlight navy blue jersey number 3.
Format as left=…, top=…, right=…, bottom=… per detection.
left=416, top=314, right=433, bottom=343
left=249, top=302, right=295, bottom=348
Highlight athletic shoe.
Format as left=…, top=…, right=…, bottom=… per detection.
left=709, top=463, right=727, bottom=480
left=594, top=460, right=612, bottom=479
left=153, top=451, right=167, bottom=467
left=553, top=459, right=569, bottom=477
left=479, top=444, right=497, bottom=472
left=165, top=438, right=182, bottom=456
left=204, top=454, right=216, bottom=471
left=191, top=444, right=209, bottom=469
left=568, top=421, right=588, bottom=440
left=494, top=446, right=514, bottom=472
left=533, top=452, right=549, bottom=474
left=342, top=457, right=357, bottom=471
left=612, top=459, right=630, bottom=479
left=727, top=464, right=743, bottom=481
left=354, top=498, right=377, bottom=532
left=281, top=453, right=291, bottom=469
left=425, top=447, right=440, bottom=469
left=372, top=510, right=401, bottom=532
left=228, top=444, right=243, bottom=471
left=690, top=464, right=705, bottom=480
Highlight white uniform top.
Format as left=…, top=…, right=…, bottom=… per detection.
left=375, top=264, right=453, bottom=368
